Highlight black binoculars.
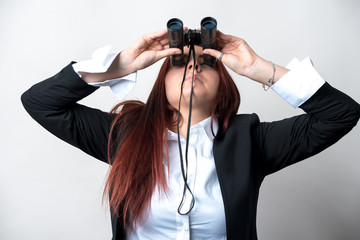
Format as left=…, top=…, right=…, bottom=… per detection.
left=167, top=17, right=217, bottom=66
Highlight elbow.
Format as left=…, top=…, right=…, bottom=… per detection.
left=21, top=89, right=31, bottom=112
left=336, top=103, right=360, bottom=135
left=351, top=108, right=360, bottom=129
left=21, top=88, right=41, bottom=119
left=346, top=100, right=360, bottom=128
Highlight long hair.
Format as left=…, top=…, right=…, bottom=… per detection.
left=104, top=57, right=240, bottom=230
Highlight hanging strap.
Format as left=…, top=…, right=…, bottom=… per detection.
left=177, top=43, right=196, bottom=215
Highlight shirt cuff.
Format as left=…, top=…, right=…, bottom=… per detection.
left=88, top=73, right=136, bottom=100
left=271, top=57, right=325, bottom=108
left=72, top=45, right=136, bottom=100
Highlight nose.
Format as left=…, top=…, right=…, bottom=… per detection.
left=187, top=57, right=202, bottom=72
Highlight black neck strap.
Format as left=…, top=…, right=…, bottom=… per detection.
left=177, top=43, right=196, bottom=215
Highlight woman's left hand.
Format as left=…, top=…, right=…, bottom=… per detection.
left=203, top=31, right=287, bottom=84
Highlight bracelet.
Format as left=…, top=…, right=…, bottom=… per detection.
left=262, top=61, right=276, bottom=91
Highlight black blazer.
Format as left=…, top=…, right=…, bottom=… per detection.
left=21, top=63, right=360, bottom=240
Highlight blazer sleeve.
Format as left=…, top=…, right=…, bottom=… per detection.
left=253, top=82, right=360, bottom=176
left=21, top=62, right=114, bottom=163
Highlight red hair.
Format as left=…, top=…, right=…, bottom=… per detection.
left=104, top=57, right=240, bottom=230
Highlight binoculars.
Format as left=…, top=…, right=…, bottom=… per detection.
left=167, top=17, right=217, bottom=66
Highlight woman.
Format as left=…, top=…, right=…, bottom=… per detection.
left=21, top=28, right=360, bottom=240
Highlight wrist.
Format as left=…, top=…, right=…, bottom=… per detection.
left=247, top=57, right=289, bottom=85
left=246, top=57, right=274, bottom=84
left=104, top=52, right=135, bottom=80
left=79, top=72, right=112, bottom=84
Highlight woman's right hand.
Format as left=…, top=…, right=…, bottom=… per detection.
left=80, top=29, right=181, bottom=83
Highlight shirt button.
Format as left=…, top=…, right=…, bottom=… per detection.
left=193, top=128, right=198, bottom=133
left=182, top=224, right=188, bottom=230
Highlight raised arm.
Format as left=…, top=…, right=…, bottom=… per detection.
left=79, top=29, right=181, bottom=83
left=204, top=31, right=360, bottom=176
left=202, top=30, right=289, bottom=86
left=253, top=82, right=360, bottom=176
left=21, top=29, right=181, bottom=163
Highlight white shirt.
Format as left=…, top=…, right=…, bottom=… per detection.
left=127, top=117, right=226, bottom=240
left=72, top=46, right=325, bottom=239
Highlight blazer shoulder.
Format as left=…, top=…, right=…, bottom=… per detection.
left=215, top=113, right=260, bottom=140
left=229, top=113, right=260, bottom=128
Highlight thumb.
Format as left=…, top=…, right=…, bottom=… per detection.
left=203, top=48, right=222, bottom=60
left=157, top=48, right=182, bottom=60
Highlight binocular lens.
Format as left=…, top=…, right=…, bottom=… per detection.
left=167, top=18, right=183, bottom=31
left=168, top=22, right=182, bottom=31
left=201, top=17, right=217, bottom=30
left=202, top=21, right=216, bottom=30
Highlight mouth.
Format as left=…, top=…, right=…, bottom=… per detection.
left=184, top=74, right=202, bottom=82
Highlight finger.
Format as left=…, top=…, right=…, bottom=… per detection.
left=216, top=30, right=233, bottom=41
left=147, top=29, right=168, bottom=39
left=202, top=48, right=223, bottom=60
left=142, top=29, right=168, bottom=45
left=157, top=48, right=182, bottom=60
left=152, top=27, right=188, bottom=38
left=216, top=38, right=226, bottom=50
left=159, top=38, right=169, bottom=47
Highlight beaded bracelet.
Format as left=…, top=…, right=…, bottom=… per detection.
left=262, top=61, right=276, bottom=91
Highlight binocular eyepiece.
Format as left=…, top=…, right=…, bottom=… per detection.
left=167, top=17, right=217, bottom=66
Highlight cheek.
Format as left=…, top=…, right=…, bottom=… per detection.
left=210, top=81, right=220, bottom=102
left=208, top=73, right=221, bottom=99
left=213, top=74, right=220, bottom=89
left=165, top=73, right=180, bottom=107
left=164, top=81, right=172, bottom=103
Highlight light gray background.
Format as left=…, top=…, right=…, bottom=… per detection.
left=1, top=0, right=359, bottom=239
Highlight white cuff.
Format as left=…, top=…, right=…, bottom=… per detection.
left=72, top=45, right=136, bottom=100
left=271, top=57, right=325, bottom=108
left=89, top=73, right=136, bottom=100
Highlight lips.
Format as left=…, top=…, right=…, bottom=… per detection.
left=184, top=74, right=202, bottom=82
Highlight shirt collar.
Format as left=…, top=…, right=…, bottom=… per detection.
left=166, top=117, right=218, bottom=141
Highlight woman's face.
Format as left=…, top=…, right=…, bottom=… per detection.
left=165, top=45, right=220, bottom=114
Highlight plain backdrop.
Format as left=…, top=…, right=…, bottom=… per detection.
left=1, top=0, right=360, bottom=239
